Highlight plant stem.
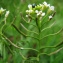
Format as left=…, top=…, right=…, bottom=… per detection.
left=35, top=19, right=41, bottom=60
left=38, top=29, right=41, bottom=51
left=11, top=23, right=39, bottom=40
left=37, top=20, right=41, bottom=51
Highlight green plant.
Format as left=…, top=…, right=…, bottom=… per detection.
left=0, top=1, right=63, bottom=63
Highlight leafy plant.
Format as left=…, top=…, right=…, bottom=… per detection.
left=0, top=1, right=63, bottom=63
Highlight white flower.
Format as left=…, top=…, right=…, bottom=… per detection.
left=5, top=11, right=10, bottom=18
left=35, top=10, right=38, bottom=13
left=41, top=12, right=45, bottom=16
left=37, top=12, right=40, bottom=16
left=39, top=11, right=42, bottom=13
left=36, top=11, right=42, bottom=16
left=26, top=10, right=33, bottom=13
left=29, top=10, right=33, bottom=13
left=49, top=6, right=54, bottom=11
left=28, top=4, right=32, bottom=10
left=49, top=15, right=52, bottom=19
left=47, top=4, right=50, bottom=7
left=43, top=1, right=48, bottom=6
left=26, top=15, right=28, bottom=17
left=26, top=10, right=29, bottom=13
left=0, top=7, right=6, bottom=14
left=0, top=7, right=6, bottom=12
left=26, top=2, right=55, bottom=19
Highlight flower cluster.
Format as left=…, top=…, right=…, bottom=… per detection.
left=26, top=1, right=55, bottom=20
left=0, top=8, right=6, bottom=14
left=0, top=7, right=10, bottom=19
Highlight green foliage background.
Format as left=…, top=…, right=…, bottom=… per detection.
left=0, top=0, right=63, bottom=63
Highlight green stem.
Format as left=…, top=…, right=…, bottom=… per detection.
left=40, top=41, right=63, bottom=50
left=41, top=28, right=63, bottom=40
left=19, top=52, right=27, bottom=60
left=20, top=23, right=38, bottom=35
left=11, top=23, right=39, bottom=40
left=20, top=15, right=37, bottom=28
left=39, top=31, right=41, bottom=50
left=1, top=33, right=39, bottom=53
left=0, top=19, right=6, bottom=34
left=37, top=47, right=63, bottom=59
left=38, top=21, right=41, bottom=51
left=35, top=19, right=42, bottom=61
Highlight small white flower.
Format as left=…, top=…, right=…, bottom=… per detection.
left=37, top=11, right=42, bottom=16
left=5, top=11, right=10, bottom=18
left=26, top=10, right=29, bottom=13
left=26, top=15, right=28, bottom=17
left=49, top=15, right=52, bottom=19
left=47, top=4, right=50, bottom=7
left=37, top=13, right=40, bottom=16
left=0, top=7, right=6, bottom=14
left=29, top=10, right=33, bottom=13
left=36, top=11, right=41, bottom=16
left=0, top=7, right=6, bottom=12
left=39, top=11, right=42, bottom=13
left=50, top=6, right=54, bottom=11
left=41, top=12, right=45, bottom=16
left=43, top=1, right=48, bottom=6
left=37, top=12, right=40, bottom=16
left=28, top=4, right=32, bottom=10
left=26, top=9, right=33, bottom=13
left=35, top=10, right=38, bottom=13
left=43, top=2, right=51, bottom=8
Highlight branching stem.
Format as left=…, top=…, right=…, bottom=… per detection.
left=11, top=23, right=39, bottom=40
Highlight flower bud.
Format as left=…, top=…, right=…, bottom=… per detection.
left=28, top=4, right=32, bottom=10
left=47, top=6, right=54, bottom=14
left=5, top=11, right=10, bottom=18
left=0, top=7, right=6, bottom=15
